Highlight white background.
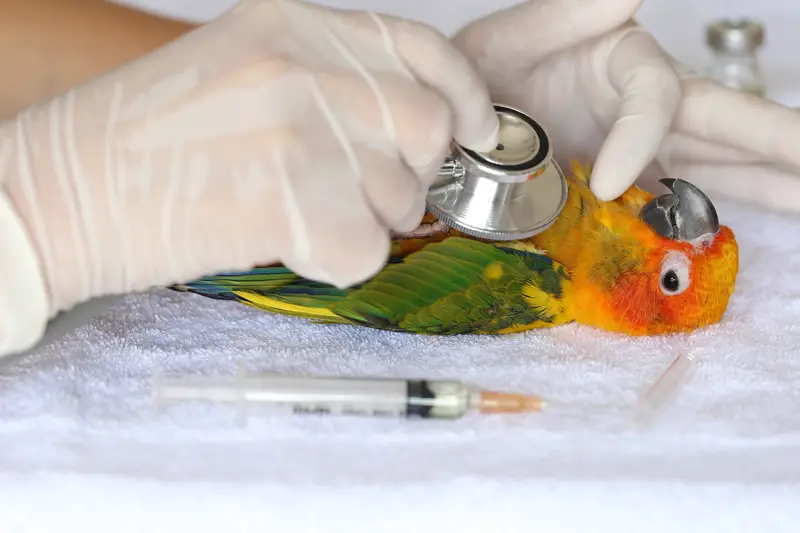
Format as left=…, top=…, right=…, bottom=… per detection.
left=113, top=0, right=800, bottom=105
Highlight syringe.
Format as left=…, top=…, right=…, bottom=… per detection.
left=152, top=368, right=545, bottom=420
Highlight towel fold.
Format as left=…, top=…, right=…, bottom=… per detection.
left=1, top=196, right=799, bottom=532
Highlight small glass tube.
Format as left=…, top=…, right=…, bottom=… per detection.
left=705, top=18, right=766, bottom=97
left=635, top=352, right=698, bottom=425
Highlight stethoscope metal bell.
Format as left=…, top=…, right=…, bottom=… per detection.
left=427, top=104, right=568, bottom=241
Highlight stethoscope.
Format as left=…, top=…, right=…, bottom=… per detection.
left=427, top=104, right=568, bottom=241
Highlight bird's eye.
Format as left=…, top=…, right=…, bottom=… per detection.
left=659, top=252, right=691, bottom=296
left=661, top=270, right=680, bottom=292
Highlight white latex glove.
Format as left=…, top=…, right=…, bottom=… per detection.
left=0, top=0, right=500, bottom=355
left=452, top=0, right=800, bottom=210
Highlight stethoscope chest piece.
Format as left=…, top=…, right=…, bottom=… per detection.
left=427, top=104, right=568, bottom=241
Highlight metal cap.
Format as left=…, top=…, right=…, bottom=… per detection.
left=427, top=104, right=568, bottom=241
left=706, top=18, right=764, bottom=54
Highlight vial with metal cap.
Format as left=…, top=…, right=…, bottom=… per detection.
left=427, top=104, right=568, bottom=241
left=705, top=18, right=766, bottom=97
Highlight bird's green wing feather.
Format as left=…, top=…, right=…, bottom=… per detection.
left=171, top=236, right=573, bottom=335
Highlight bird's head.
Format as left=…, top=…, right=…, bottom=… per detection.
left=571, top=178, right=739, bottom=335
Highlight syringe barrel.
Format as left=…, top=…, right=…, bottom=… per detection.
left=153, top=373, right=471, bottom=419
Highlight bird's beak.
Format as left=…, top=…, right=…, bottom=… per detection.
left=639, top=179, right=720, bottom=241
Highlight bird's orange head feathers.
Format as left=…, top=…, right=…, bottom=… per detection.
left=529, top=162, right=739, bottom=336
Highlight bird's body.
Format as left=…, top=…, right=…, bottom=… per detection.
left=172, top=161, right=739, bottom=336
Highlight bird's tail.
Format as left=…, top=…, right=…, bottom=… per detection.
left=170, top=266, right=352, bottom=323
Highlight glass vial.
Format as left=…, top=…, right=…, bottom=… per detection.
left=705, top=18, right=766, bottom=97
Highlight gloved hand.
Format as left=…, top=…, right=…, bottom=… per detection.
left=452, top=0, right=800, bottom=210
left=0, top=0, right=500, bottom=354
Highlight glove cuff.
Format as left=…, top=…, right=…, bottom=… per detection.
left=0, top=189, right=49, bottom=357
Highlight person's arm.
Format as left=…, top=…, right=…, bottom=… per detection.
left=0, top=0, right=196, bottom=119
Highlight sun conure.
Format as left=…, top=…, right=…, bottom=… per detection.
left=170, top=161, right=739, bottom=336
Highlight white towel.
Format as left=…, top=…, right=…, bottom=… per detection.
left=1, top=195, right=799, bottom=533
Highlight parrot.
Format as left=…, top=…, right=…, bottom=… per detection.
left=170, top=161, right=739, bottom=336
